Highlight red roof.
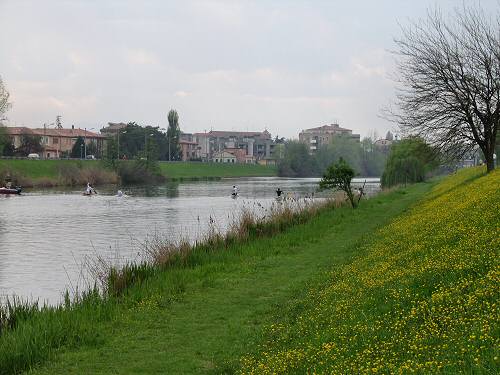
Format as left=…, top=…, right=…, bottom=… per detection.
left=303, top=124, right=352, bottom=133
left=5, top=127, right=106, bottom=138
left=179, top=140, right=198, bottom=145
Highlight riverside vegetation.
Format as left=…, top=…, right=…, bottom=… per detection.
left=0, top=159, right=277, bottom=187
left=0, top=167, right=497, bottom=374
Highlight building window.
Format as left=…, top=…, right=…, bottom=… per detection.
left=53, top=138, right=59, bottom=145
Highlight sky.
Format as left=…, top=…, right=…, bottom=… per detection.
left=0, top=0, right=498, bottom=139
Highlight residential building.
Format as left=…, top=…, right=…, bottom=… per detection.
left=299, top=123, right=360, bottom=154
left=100, top=122, right=127, bottom=135
left=6, top=126, right=106, bottom=158
left=193, top=130, right=275, bottom=162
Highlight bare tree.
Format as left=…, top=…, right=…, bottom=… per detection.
left=390, top=6, right=499, bottom=172
left=0, top=76, right=11, bottom=123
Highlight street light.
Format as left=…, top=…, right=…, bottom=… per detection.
left=117, top=130, right=127, bottom=160
left=168, top=134, right=178, bottom=162
left=145, top=133, right=154, bottom=161
left=84, top=127, right=95, bottom=159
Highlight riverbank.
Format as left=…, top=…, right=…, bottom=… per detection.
left=1, top=176, right=429, bottom=374
left=0, top=159, right=277, bottom=187
left=1, top=167, right=497, bottom=374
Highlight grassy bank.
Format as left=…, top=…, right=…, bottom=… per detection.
left=0, top=159, right=118, bottom=187
left=1, top=176, right=433, bottom=374
left=0, top=159, right=277, bottom=187
left=158, top=161, right=277, bottom=179
left=241, top=167, right=499, bottom=373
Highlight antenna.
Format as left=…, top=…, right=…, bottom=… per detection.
left=55, top=115, right=63, bottom=129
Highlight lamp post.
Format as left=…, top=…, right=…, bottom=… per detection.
left=145, top=133, right=154, bottom=161
left=168, top=134, right=178, bottom=161
left=84, top=127, right=95, bottom=159
left=117, top=130, right=127, bottom=160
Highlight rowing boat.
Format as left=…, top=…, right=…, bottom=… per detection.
left=0, top=187, right=22, bottom=195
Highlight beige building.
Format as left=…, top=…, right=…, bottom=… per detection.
left=299, top=124, right=360, bottom=154
left=212, top=150, right=237, bottom=163
left=6, top=126, right=106, bottom=158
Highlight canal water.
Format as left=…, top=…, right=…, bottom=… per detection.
left=0, top=177, right=380, bottom=305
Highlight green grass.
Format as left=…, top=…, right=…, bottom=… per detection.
left=0, top=180, right=433, bottom=374
left=0, top=159, right=89, bottom=180
left=158, top=161, right=277, bottom=179
left=240, top=167, right=499, bottom=374
left=0, top=160, right=277, bottom=185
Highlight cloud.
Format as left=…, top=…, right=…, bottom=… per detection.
left=174, top=91, right=191, bottom=98
left=124, top=49, right=160, bottom=66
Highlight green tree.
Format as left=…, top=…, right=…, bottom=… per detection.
left=278, top=141, right=317, bottom=177
left=0, top=126, right=14, bottom=156
left=71, top=136, right=85, bottom=158
left=319, top=158, right=358, bottom=208
left=167, top=110, right=181, bottom=161
left=86, top=140, right=98, bottom=157
left=17, top=135, right=42, bottom=156
left=315, top=136, right=362, bottom=176
left=381, top=137, right=438, bottom=188
left=360, top=137, right=387, bottom=177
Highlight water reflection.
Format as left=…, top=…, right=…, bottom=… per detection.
left=0, top=177, right=380, bottom=304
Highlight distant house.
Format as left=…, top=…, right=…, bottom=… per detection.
left=179, top=140, right=198, bottom=161
left=299, top=123, right=360, bottom=154
left=6, top=126, right=106, bottom=158
left=212, top=150, right=237, bottom=163
left=374, top=138, right=393, bottom=153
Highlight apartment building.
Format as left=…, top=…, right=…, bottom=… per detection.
left=193, top=130, right=275, bottom=162
left=299, top=123, right=360, bottom=153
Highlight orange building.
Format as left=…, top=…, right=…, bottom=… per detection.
left=6, top=126, right=106, bottom=158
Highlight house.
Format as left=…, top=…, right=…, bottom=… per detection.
left=179, top=140, right=198, bottom=161
left=299, top=123, right=360, bottom=154
left=212, top=150, right=237, bottom=163
left=5, top=126, right=106, bottom=158
left=374, top=138, right=393, bottom=153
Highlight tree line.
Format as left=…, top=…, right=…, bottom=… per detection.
left=277, top=135, right=388, bottom=178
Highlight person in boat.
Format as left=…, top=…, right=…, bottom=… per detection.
left=276, top=187, right=283, bottom=198
left=86, top=182, right=96, bottom=195
left=232, top=185, right=238, bottom=197
left=5, top=174, right=12, bottom=189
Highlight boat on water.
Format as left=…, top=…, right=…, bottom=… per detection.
left=0, top=187, right=22, bottom=195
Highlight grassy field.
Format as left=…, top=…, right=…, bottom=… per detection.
left=158, top=161, right=277, bottom=179
left=0, top=159, right=277, bottom=186
left=0, top=159, right=87, bottom=180
left=1, top=167, right=496, bottom=374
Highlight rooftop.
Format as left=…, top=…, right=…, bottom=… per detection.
left=5, top=126, right=105, bottom=138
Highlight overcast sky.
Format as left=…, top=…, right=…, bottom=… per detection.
left=0, top=0, right=497, bottom=139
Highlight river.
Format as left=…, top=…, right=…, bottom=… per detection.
left=0, top=177, right=380, bottom=305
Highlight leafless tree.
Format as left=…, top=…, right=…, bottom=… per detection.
left=389, top=6, right=499, bottom=172
left=0, top=76, right=10, bottom=124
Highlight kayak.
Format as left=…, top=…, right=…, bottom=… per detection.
left=0, top=187, right=22, bottom=195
